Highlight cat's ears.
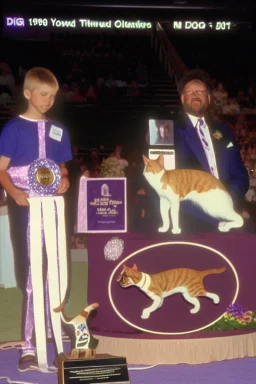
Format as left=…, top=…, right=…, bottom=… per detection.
left=142, top=154, right=150, bottom=166
left=156, top=153, right=164, bottom=167
left=142, top=154, right=164, bottom=167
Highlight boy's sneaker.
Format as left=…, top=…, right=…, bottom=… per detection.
left=18, top=353, right=39, bottom=372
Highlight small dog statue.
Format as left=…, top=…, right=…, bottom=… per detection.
left=54, top=302, right=99, bottom=359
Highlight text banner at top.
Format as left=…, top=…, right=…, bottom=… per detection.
left=4, top=16, right=153, bottom=30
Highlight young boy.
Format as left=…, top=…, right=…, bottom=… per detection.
left=0, top=67, right=72, bottom=371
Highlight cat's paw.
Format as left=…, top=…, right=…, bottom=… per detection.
left=212, top=294, right=220, bottom=304
left=141, top=309, right=150, bottom=319
left=158, top=226, right=168, bottom=233
left=218, top=222, right=231, bottom=232
left=190, top=307, right=199, bottom=314
left=172, top=228, right=181, bottom=235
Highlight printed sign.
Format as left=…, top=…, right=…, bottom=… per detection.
left=77, top=178, right=127, bottom=233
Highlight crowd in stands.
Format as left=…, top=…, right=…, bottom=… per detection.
left=0, top=34, right=152, bottom=110
left=211, top=80, right=256, bottom=116
left=0, top=62, right=16, bottom=106
left=57, top=35, right=149, bottom=106
left=208, top=79, right=256, bottom=201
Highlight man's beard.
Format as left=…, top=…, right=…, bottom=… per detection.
left=183, top=99, right=209, bottom=117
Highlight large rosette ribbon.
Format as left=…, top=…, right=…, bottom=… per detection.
left=7, top=121, right=68, bottom=373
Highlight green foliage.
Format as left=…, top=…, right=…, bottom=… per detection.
left=204, top=311, right=256, bottom=332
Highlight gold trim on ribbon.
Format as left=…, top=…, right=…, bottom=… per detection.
left=36, top=168, right=55, bottom=186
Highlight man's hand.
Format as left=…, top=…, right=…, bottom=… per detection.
left=11, top=187, right=29, bottom=206
left=57, top=176, right=70, bottom=194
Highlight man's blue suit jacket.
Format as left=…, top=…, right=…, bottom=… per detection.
left=171, top=114, right=250, bottom=230
left=174, top=114, right=249, bottom=203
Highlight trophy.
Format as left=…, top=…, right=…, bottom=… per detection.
left=55, top=302, right=99, bottom=360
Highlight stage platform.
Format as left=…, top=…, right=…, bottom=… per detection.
left=87, top=231, right=256, bottom=365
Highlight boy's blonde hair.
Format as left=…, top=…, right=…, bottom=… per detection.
left=23, top=67, right=59, bottom=91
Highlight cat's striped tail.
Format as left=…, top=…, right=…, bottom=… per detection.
left=81, top=303, right=99, bottom=317
left=200, top=267, right=226, bottom=278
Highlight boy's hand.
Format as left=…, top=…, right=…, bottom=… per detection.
left=11, top=187, right=29, bottom=206
left=57, top=176, right=70, bottom=194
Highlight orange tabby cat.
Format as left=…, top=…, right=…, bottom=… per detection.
left=143, top=154, right=243, bottom=234
left=117, top=264, right=226, bottom=319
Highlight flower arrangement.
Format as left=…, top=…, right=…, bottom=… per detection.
left=212, top=130, right=223, bottom=140
left=100, top=158, right=125, bottom=178
left=204, top=303, right=256, bottom=331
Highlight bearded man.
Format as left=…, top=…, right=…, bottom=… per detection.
left=175, top=69, right=248, bottom=203
left=173, top=69, right=249, bottom=231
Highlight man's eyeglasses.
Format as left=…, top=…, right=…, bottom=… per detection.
left=183, top=90, right=208, bottom=96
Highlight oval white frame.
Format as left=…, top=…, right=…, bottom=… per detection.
left=108, top=241, right=239, bottom=335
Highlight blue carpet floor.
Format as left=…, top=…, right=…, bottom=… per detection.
left=0, top=343, right=256, bottom=384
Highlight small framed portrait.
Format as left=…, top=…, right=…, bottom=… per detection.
left=149, top=119, right=174, bottom=146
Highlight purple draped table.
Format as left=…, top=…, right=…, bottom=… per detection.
left=86, top=231, right=256, bottom=339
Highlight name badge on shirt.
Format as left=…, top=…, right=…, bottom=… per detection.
left=49, top=125, right=63, bottom=142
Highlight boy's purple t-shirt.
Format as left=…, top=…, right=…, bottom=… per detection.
left=0, top=117, right=72, bottom=166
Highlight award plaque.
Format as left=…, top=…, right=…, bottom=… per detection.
left=28, top=158, right=61, bottom=196
left=58, top=354, right=130, bottom=384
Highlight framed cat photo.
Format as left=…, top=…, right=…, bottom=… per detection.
left=149, top=119, right=174, bottom=147
left=77, top=177, right=127, bottom=233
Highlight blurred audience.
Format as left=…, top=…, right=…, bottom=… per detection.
left=212, top=81, right=228, bottom=112
left=0, top=62, right=15, bottom=97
